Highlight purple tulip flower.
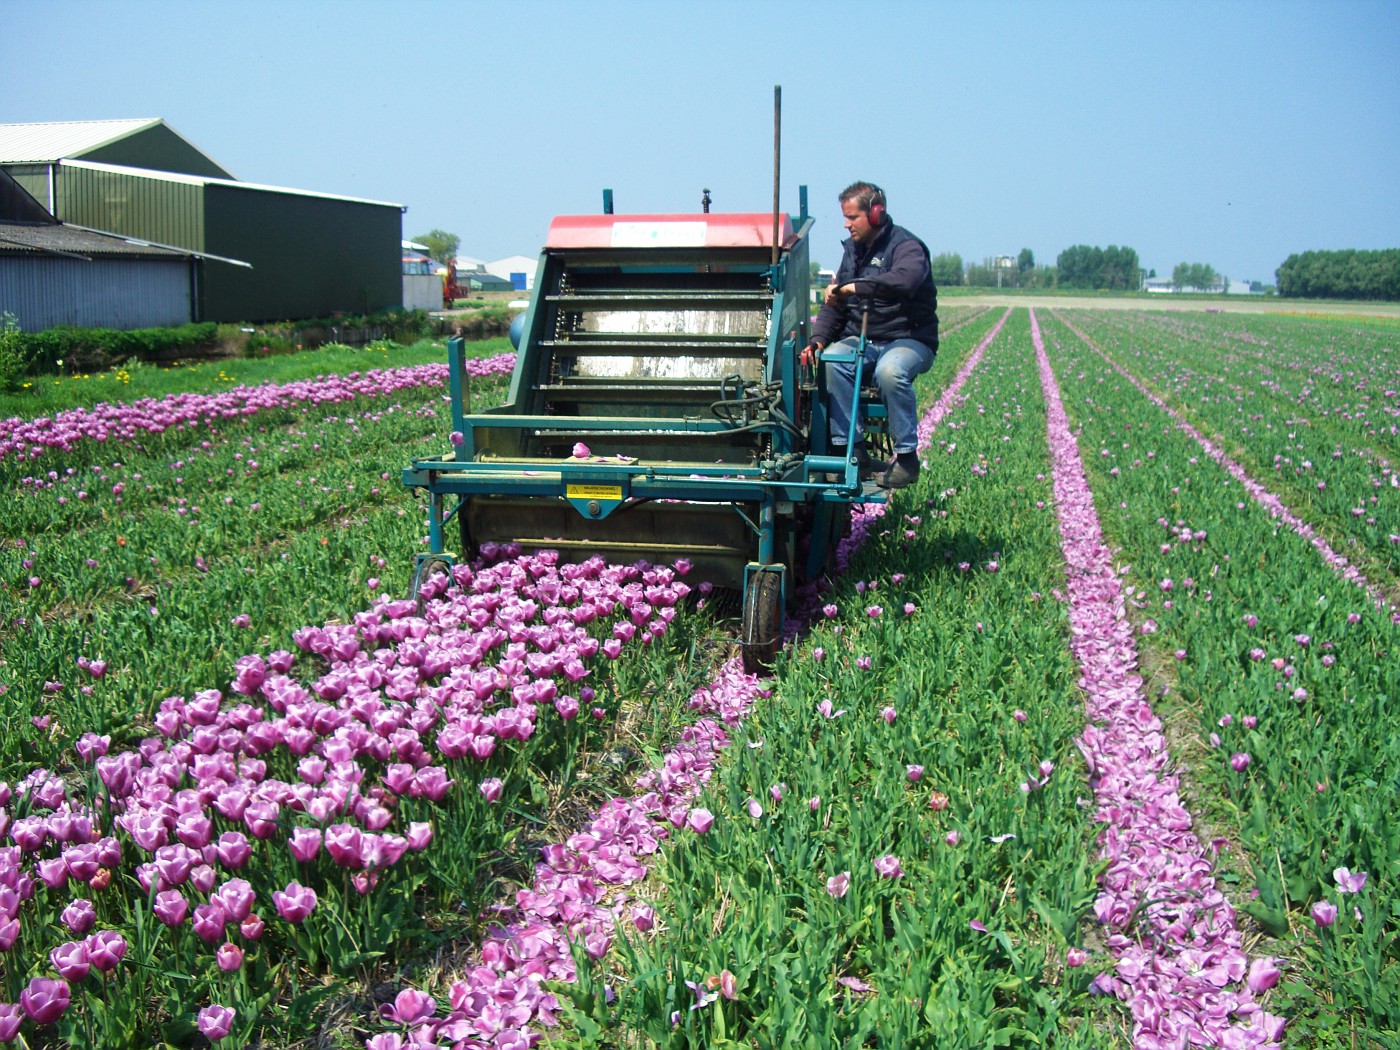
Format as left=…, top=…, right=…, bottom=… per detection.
left=19, top=977, right=70, bottom=1026
left=197, top=1003, right=236, bottom=1041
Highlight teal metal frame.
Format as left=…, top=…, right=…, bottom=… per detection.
left=402, top=187, right=891, bottom=662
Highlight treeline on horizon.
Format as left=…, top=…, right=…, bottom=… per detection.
left=919, top=244, right=1400, bottom=301
left=1275, top=249, right=1400, bottom=301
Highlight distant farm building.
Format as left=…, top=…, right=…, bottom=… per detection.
left=1, top=167, right=199, bottom=329
left=485, top=255, right=538, bottom=291
left=467, top=270, right=515, bottom=293
left=0, top=118, right=404, bottom=327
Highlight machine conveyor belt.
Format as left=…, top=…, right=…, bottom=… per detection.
left=545, top=291, right=772, bottom=306
left=534, top=382, right=731, bottom=397
left=538, top=338, right=766, bottom=354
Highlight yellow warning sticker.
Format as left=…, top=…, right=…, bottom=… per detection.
left=566, top=484, right=623, bottom=500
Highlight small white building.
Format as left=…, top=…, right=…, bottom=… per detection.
left=401, top=240, right=440, bottom=311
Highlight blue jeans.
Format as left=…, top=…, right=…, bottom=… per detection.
left=825, top=336, right=935, bottom=454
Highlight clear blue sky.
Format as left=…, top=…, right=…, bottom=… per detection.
left=6, top=0, right=1398, bottom=285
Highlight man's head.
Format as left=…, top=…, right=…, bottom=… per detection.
left=839, top=181, right=886, bottom=245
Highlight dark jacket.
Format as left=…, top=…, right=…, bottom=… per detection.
left=813, top=221, right=939, bottom=348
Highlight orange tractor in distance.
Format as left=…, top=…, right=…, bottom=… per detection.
left=441, top=261, right=471, bottom=309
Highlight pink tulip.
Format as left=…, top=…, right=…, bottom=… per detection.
left=324, top=825, right=364, bottom=868
left=1311, top=900, right=1338, bottom=928
left=272, top=881, right=318, bottom=924
left=61, top=898, right=97, bottom=935
left=685, top=808, right=714, bottom=835
left=49, top=941, right=90, bottom=981
left=19, top=977, right=69, bottom=1025
left=380, top=988, right=436, bottom=1025
left=0, top=1004, right=21, bottom=1042
left=213, top=878, right=256, bottom=922
left=873, top=855, right=904, bottom=879
left=405, top=822, right=433, bottom=851
left=288, top=827, right=322, bottom=863
left=1334, top=867, right=1368, bottom=894
left=214, top=831, right=253, bottom=868
left=826, top=871, right=850, bottom=898
left=192, top=902, right=227, bottom=944
left=84, top=930, right=127, bottom=973
left=152, top=889, right=189, bottom=927
left=216, top=942, right=244, bottom=972
left=197, top=1004, right=236, bottom=1041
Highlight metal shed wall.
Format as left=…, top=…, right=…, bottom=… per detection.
left=0, top=256, right=193, bottom=330
left=52, top=164, right=205, bottom=250
left=203, top=184, right=400, bottom=322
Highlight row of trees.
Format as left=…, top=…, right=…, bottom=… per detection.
left=1171, top=262, right=1224, bottom=292
left=1275, top=249, right=1400, bottom=301
left=1055, top=245, right=1142, bottom=290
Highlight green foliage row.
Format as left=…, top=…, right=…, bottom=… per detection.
left=1276, top=248, right=1400, bottom=301
left=558, top=309, right=1123, bottom=1047
left=3, top=321, right=220, bottom=386
left=1037, top=308, right=1400, bottom=1045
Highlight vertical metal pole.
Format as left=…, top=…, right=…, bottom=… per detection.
left=428, top=489, right=445, bottom=554
left=447, top=336, right=467, bottom=459
left=771, top=86, right=781, bottom=268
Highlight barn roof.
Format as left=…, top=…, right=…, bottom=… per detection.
left=0, top=220, right=190, bottom=259
left=0, top=117, right=231, bottom=169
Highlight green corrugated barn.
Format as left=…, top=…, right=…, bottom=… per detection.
left=0, top=119, right=403, bottom=323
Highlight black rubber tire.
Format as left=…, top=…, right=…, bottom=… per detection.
left=413, top=556, right=453, bottom=614
left=740, top=570, right=783, bottom=674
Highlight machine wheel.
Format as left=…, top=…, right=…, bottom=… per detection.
left=740, top=569, right=783, bottom=674
left=458, top=496, right=479, bottom=563
left=413, top=555, right=454, bottom=615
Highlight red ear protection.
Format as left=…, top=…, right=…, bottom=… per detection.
left=866, top=187, right=886, bottom=227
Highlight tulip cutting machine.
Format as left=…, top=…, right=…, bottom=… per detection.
left=402, top=187, right=889, bottom=670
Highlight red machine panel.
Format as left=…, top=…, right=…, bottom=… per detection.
left=546, top=213, right=796, bottom=250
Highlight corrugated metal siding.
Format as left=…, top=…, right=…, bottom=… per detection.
left=0, top=256, right=193, bottom=330
left=204, top=184, right=400, bottom=322
left=56, top=165, right=204, bottom=250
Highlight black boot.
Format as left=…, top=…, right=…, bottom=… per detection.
left=879, top=452, right=920, bottom=490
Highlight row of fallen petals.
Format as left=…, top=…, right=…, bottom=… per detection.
left=1031, top=310, right=1285, bottom=1047
left=363, top=311, right=1016, bottom=1049
left=1054, top=313, right=1396, bottom=619
left=0, top=354, right=516, bottom=465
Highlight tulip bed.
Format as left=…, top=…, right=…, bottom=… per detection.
left=0, top=306, right=1395, bottom=1048
left=1034, top=309, right=1398, bottom=1047
left=1049, top=310, right=1398, bottom=569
